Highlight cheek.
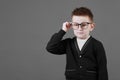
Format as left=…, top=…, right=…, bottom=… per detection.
left=87, top=26, right=93, bottom=32
left=73, top=30, right=79, bottom=36
left=84, top=30, right=89, bottom=35
left=83, top=29, right=91, bottom=35
left=73, top=30, right=77, bottom=34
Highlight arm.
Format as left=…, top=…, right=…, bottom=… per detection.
left=96, top=42, right=108, bottom=80
left=46, top=22, right=71, bottom=55
left=46, top=29, right=67, bottom=54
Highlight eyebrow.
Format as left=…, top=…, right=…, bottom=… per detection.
left=71, top=22, right=92, bottom=24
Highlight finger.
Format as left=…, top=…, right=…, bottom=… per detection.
left=66, top=22, right=71, bottom=28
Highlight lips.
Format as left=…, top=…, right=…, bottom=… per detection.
left=77, top=32, right=84, bottom=34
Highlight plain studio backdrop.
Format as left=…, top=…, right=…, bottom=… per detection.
left=0, top=0, right=120, bottom=80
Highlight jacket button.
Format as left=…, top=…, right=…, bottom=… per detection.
left=79, top=55, right=82, bottom=58
left=80, top=66, right=82, bottom=68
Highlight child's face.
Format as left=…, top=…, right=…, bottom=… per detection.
left=72, top=15, right=95, bottom=39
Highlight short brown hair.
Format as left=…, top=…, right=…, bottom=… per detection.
left=72, top=7, right=93, bottom=21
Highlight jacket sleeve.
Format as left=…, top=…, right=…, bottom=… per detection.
left=96, top=42, right=108, bottom=80
left=46, top=29, right=67, bottom=55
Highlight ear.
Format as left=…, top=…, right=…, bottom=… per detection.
left=90, top=23, right=95, bottom=31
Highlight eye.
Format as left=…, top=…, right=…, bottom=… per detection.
left=72, top=23, right=79, bottom=26
left=81, top=22, right=88, bottom=27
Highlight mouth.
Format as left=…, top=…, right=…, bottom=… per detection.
left=77, top=31, right=84, bottom=34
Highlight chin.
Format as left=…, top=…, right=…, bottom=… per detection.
left=76, top=35, right=85, bottom=39
left=74, top=33, right=86, bottom=39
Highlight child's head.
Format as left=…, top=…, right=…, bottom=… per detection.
left=71, top=7, right=95, bottom=39
left=71, top=7, right=93, bottom=21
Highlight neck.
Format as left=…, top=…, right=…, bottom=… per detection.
left=77, top=35, right=90, bottom=40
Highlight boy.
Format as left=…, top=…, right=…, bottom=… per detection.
left=46, top=7, right=108, bottom=80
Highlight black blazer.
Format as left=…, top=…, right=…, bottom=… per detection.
left=46, top=29, right=108, bottom=80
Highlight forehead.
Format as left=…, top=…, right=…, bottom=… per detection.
left=72, top=15, right=91, bottom=23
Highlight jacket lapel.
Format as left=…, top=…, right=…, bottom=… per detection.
left=81, top=36, right=92, bottom=54
left=74, top=36, right=92, bottom=55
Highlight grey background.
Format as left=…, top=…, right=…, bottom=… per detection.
left=0, top=0, right=120, bottom=80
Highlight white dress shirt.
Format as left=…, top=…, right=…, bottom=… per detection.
left=76, top=36, right=90, bottom=51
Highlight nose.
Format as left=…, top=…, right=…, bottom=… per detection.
left=78, top=25, right=83, bottom=30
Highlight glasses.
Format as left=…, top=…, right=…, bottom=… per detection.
left=70, top=22, right=92, bottom=30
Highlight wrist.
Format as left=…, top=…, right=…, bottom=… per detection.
left=62, top=28, right=67, bottom=32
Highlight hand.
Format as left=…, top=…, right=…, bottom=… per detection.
left=62, top=22, right=71, bottom=32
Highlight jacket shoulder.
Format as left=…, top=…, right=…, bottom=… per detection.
left=91, top=37, right=103, bottom=45
left=91, top=37, right=105, bottom=51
